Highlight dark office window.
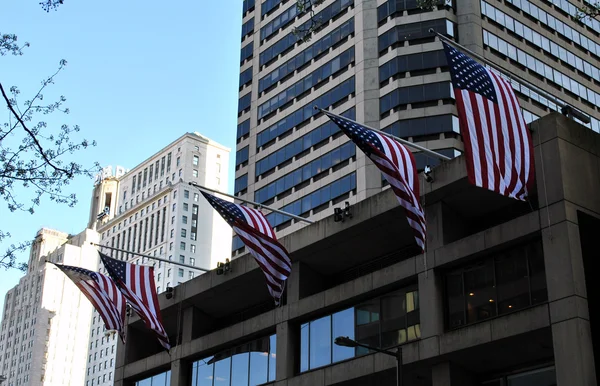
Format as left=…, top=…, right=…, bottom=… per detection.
left=239, top=68, right=253, bottom=88
left=238, top=93, right=252, bottom=114
left=132, top=176, right=136, bottom=194
left=240, top=41, right=254, bottom=64
left=243, top=0, right=255, bottom=15
left=483, top=366, right=556, bottom=385
left=266, top=172, right=356, bottom=227
left=256, top=77, right=355, bottom=148
left=260, top=3, right=300, bottom=41
left=445, top=239, right=547, bottom=329
left=191, top=334, right=276, bottom=386
left=300, top=286, right=419, bottom=372
left=259, top=0, right=354, bottom=66
left=137, top=172, right=142, bottom=191
left=237, top=119, right=250, bottom=142
left=257, top=47, right=355, bottom=120
left=258, top=18, right=355, bottom=93
left=380, top=82, right=451, bottom=115
left=382, top=114, right=458, bottom=138
left=167, top=152, right=172, bottom=173
left=379, top=50, right=447, bottom=82
left=134, top=370, right=171, bottom=386
left=262, top=0, right=283, bottom=16
left=255, top=108, right=355, bottom=175
left=234, top=174, right=249, bottom=195
left=241, top=18, right=254, bottom=39
left=255, top=141, right=356, bottom=202
left=378, top=0, right=448, bottom=22
left=236, top=146, right=250, bottom=167
left=378, top=19, right=454, bottom=53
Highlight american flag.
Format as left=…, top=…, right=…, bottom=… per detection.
left=99, top=252, right=170, bottom=350
left=200, top=191, right=292, bottom=305
left=323, top=112, right=426, bottom=251
left=443, top=41, right=534, bottom=200
left=53, top=263, right=126, bottom=343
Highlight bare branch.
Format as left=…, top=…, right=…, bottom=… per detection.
left=0, top=82, right=74, bottom=178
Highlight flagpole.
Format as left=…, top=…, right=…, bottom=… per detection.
left=429, top=29, right=591, bottom=124
left=314, top=107, right=453, bottom=161
left=90, top=242, right=210, bottom=272
left=188, top=182, right=315, bottom=224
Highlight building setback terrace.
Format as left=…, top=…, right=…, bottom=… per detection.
left=115, top=113, right=599, bottom=386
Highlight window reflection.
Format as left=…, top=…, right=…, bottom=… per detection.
left=134, top=370, right=171, bottom=386
left=445, top=240, right=547, bottom=328
left=482, top=365, right=556, bottom=385
left=300, top=286, right=420, bottom=372
left=191, top=335, right=275, bottom=386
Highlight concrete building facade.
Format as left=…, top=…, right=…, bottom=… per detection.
left=85, top=133, right=232, bottom=386
left=0, top=228, right=100, bottom=386
left=114, top=114, right=599, bottom=385
left=233, top=0, right=600, bottom=254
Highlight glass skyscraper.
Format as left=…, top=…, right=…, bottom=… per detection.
left=234, top=0, right=600, bottom=254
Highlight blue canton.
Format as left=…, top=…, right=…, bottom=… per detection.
left=100, top=253, right=128, bottom=281
left=328, top=116, right=383, bottom=156
left=202, top=192, right=245, bottom=226
left=442, top=42, right=497, bottom=103
left=62, top=265, right=97, bottom=280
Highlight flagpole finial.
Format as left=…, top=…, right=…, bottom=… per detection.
left=428, top=28, right=435, bottom=33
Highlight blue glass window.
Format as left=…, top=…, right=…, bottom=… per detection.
left=238, top=93, right=251, bottom=114
left=258, top=19, right=355, bottom=94
left=380, top=82, right=451, bottom=115
left=237, top=119, right=250, bottom=141
left=262, top=0, right=283, bottom=16
left=255, top=142, right=355, bottom=202
left=234, top=174, right=249, bottom=195
left=266, top=172, right=356, bottom=227
left=236, top=146, right=249, bottom=167
left=257, top=48, right=355, bottom=120
left=256, top=77, right=355, bottom=148
left=378, top=19, right=454, bottom=53
left=300, top=286, right=419, bottom=372
left=134, top=371, right=171, bottom=386
left=191, top=335, right=275, bottom=386
left=240, top=42, right=254, bottom=64
left=259, top=2, right=354, bottom=66
left=241, top=18, right=254, bottom=39
left=239, top=68, right=253, bottom=88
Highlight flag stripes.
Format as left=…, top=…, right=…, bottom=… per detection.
left=200, top=191, right=292, bottom=305
left=444, top=42, right=534, bottom=200
left=323, top=112, right=427, bottom=251
left=53, top=264, right=126, bottom=342
left=99, top=252, right=170, bottom=350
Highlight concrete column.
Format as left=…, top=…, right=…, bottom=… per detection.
left=456, top=0, right=484, bottom=55
left=418, top=271, right=444, bottom=339
left=543, top=221, right=597, bottom=386
left=354, top=0, right=383, bottom=201
left=170, top=359, right=190, bottom=386
left=432, top=362, right=477, bottom=386
left=286, top=261, right=326, bottom=303
left=275, top=321, right=296, bottom=381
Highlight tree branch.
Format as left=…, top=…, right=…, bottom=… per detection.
left=0, top=82, right=73, bottom=178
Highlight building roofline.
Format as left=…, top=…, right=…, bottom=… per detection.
left=112, top=132, right=231, bottom=182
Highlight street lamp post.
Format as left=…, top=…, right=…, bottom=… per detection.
left=334, top=336, right=403, bottom=386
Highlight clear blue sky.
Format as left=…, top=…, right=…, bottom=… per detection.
left=0, top=0, right=243, bottom=313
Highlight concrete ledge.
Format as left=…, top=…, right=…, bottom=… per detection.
left=440, top=304, right=549, bottom=354
left=549, top=295, right=590, bottom=324
left=434, top=210, right=541, bottom=269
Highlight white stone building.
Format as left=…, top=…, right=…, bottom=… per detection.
left=0, top=228, right=100, bottom=386
left=85, top=132, right=231, bottom=386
